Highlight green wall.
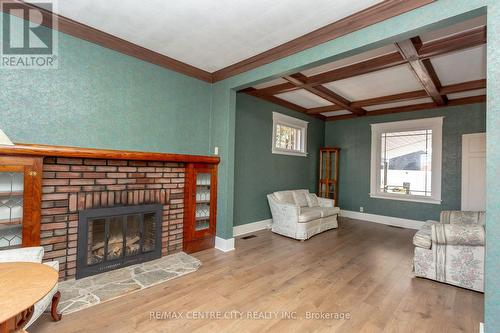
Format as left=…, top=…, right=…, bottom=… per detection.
left=233, top=93, right=324, bottom=226
left=324, top=103, right=486, bottom=221
left=0, top=13, right=212, bottom=156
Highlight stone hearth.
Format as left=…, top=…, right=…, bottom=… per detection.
left=57, top=252, right=201, bottom=314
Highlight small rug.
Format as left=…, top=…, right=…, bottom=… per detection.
left=57, top=252, right=201, bottom=314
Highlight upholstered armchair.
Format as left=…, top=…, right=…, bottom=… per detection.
left=413, top=211, right=485, bottom=292
left=0, top=246, right=62, bottom=328
left=267, top=189, right=339, bottom=240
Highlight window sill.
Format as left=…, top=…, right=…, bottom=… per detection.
left=369, top=193, right=441, bottom=205
left=272, top=149, right=308, bottom=157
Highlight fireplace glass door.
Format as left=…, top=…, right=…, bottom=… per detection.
left=78, top=204, right=162, bottom=279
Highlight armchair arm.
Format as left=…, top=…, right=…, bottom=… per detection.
left=267, top=194, right=300, bottom=224
left=0, top=246, right=44, bottom=263
left=431, top=223, right=485, bottom=246
left=317, top=197, right=335, bottom=208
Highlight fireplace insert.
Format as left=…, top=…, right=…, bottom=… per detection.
left=76, top=204, right=163, bottom=279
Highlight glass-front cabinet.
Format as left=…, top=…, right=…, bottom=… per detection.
left=0, top=156, right=42, bottom=249
left=184, top=163, right=217, bottom=253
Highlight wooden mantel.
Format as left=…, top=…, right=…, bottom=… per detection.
left=0, top=143, right=220, bottom=164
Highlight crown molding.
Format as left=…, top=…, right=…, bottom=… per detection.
left=0, top=0, right=435, bottom=83
left=211, top=0, right=435, bottom=82
left=0, top=0, right=213, bottom=82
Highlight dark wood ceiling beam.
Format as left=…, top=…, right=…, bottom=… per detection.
left=418, top=26, right=486, bottom=59
left=326, top=95, right=485, bottom=121
left=284, top=74, right=366, bottom=116
left=351, top=90, right=429, bottom=108
left=439, top=79, right=486, bottom=95
left=252, top=26, right=487, bottom=95
left=307, top=52, right=406, bottom=86
left=307, top=105, right=344, bottom=115
left=396, top=37, right=447, bottom=105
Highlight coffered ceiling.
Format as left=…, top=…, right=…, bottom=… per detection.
left=241, top=15, right=487, bottom=121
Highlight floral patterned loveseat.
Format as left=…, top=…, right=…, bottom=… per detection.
left=413, top=211, right=485, bottom=292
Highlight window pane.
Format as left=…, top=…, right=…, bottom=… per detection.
left=380, top=130, right=432, bottom=196
left=275, top=123, right=302, bottom=152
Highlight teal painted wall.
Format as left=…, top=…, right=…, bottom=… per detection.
left=486, top=0, right=500, bottom=330
left=233, top=93, right=324, bottom=226
left=0, top=13, right=212, bottom=156
left=325, top=104, right=486, bottom=221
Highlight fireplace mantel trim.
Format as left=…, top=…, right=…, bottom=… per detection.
left=0, top=143, right=220, bottom=165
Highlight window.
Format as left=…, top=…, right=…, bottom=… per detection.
left=272, top=112, right=308, bottom=156
left=370, top=117, right=443, bottom=204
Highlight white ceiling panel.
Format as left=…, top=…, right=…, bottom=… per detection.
left=323, top=64, right=423, bottom=101
left=300, top=44, right=397, bottom=77
left=364, top=97, right=433, bottom=111
left=253, top=78, right=288, bottom=89
left=430, top=45, right=486, bottom=85
left=447, top=89, right=486, bottom=100
left=275, top=89, right=333, bottom=108
left=321, top=110, right=352, bottom=117
left=420, top=15, right=486, bottom=43
left=44, top=0, right=382, bottom=72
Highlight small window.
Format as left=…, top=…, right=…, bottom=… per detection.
left=272, top=112, right=308, bottom=157
left=370, top=117, right=442, bottom=204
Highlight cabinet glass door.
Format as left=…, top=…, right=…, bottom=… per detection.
left=195, top=172, right=211, bottom=231
left=0, top=169, right=24, bottom=249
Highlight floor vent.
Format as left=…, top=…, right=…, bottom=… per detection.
left=241, top=235, right=257, bottom=240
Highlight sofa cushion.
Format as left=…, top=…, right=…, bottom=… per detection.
left=306, top=193, right=320, bottom=207
left=274, top=191, right=295, bottom=205
left=318, top=206, right=340, bottom=218
left=298, top=207, right=322, bottom=223
left=292, top=190, right=309, bottom=207
left=413, top=220, right=438, bottom=249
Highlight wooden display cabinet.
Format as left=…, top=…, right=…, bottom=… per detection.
left=183, top=163, right=217, bottom=253
left=318, top=147, right=340, bottom=205
left=0, top=155, right=42, bottom=248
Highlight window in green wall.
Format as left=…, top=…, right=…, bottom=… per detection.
left=370, top=117, right=443, bottom=204
left=272, top=112, right=308, bottom=157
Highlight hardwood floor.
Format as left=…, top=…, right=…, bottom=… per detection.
left=31, top=218, right=484, bottom=333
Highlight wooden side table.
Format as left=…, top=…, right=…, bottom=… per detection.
left=0, top=262, right=58, bottom=333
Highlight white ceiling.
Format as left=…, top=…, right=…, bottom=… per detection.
left=45, top=0, right=382, bottom=72
left=430, top=45, right=486, bottom=85
left=276, top=89, right=332, bottom=108
left=323, top=64, right=423, bottom=101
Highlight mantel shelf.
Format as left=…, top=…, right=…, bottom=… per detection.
left=0, top=143, right=220, bottom=165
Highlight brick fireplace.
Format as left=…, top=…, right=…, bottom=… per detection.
left=40, top=157, right=185, bottom=280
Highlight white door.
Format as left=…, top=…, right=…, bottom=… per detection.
left=461, top=133, right=486, bottom=211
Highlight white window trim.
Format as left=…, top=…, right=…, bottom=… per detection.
left=272, top=112, right=308, bottom=157
left=370, top=117, right=443, bottom=205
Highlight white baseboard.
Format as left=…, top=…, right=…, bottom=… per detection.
left=480, top=322, right=484, bottom=333
left=233, top=218, right=272, bottom=237
left=340, top=210, right=424, bottom=230
left=215, top=236, right=235, bottom=252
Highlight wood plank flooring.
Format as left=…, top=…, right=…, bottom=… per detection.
left=31, top=218, right=484, bottom=333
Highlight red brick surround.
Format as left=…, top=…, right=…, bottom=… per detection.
left=40, top=157, right=185, bottom=280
